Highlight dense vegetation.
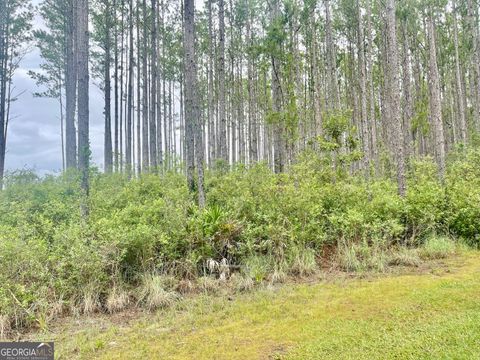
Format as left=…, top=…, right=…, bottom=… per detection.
left=1, top=146, right=479, bottom=334
left=2, top=0, right=480, bottom=348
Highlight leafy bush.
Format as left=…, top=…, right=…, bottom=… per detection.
left=0, top=149, right=478, bottom=333
left=445, top=149, right=480, bottom=243
left=405, top=159, right=446, bottom=242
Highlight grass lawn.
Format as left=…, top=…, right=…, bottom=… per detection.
left=26, top=251, right=480, bottom=359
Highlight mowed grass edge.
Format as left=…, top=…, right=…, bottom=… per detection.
left=39, top=251, right=480, bottom=359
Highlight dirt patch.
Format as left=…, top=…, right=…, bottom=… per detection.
left=318, top=243, right=337, bottom=270
left=14, top=308, right=141, bottom=343
left=263, top=343, right=291, bottom=360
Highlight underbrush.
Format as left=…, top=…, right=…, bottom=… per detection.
left=0, top=148, right=479, bottom=335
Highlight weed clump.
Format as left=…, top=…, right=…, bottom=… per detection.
left=420, top=237, right=456, bottom=260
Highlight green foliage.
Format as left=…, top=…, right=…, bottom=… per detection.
left=445, top=148, right=480, bottom=243
left=322, top=109, right=352, bottom=143
left=1, top=148, right=479, bottom=332
left=405, top=159, right=445, bottom=242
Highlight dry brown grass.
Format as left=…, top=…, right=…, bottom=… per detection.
left=106, top=287, right=130, bottom=314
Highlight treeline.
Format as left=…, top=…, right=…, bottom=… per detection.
left=1, top=0, right=480, bottom=201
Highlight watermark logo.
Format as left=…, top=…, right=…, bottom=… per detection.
left=0, top=342, right=54, bottom=360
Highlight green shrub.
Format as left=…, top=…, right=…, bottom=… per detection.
left=405, top=160, right=445, bottom=243
left=1, top=149, right=479, bottom=333
left=445, top=149, right=480, bottom=243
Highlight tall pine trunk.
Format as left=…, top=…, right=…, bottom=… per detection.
left=77, top=0, right=90, bottom=216
left=184, top=0, right=205, bottom=207
left=427, top=15, right=446, bottom=180
left=357, top=0, right=369, bottom=177
left=207, top=0, right=215, bottom=165
left=218, top=0, right=227, bottom=163
left=149, top=0, right=158, bottom=170
left=104, top=0, right=113, bottom=173
left=401, top=20, right=413, bottom=161
left=385, top=0, right=406, bottom=196
left=366, top=0, right=377, bottom=172
left=271, top=0, right=284, bottom=174
left=125, top=0, right=134, bottom=175
left=141, top=0, right=149, bottom=171
left=65, top=0, right=77, bottom=169
left=453, top=0, right=467, bottom=143
left=0, top=0, right=7, bottom=187
left=113, top=0, right=120, bottom=172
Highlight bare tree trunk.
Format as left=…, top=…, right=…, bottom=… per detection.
left=184, top=0, right=205, bottom=207
left=173, top=82, right=178, bottom=169
left=59, top=85, right=65, bottom=171
left=427, top=15, right=446, bottom=180
left=412, top=43, right=422, bottom=156
left=140, top=0, right=149, bottom=171
left=207, top=0, right=215, bottom=165
left=449, top=79, right=458, bottom=144
left=125, top=0, right=134, bottom=176
left=77, top=0, right=90, bottom=216
left=357, top=0, right=369, bottom=177
left=148, top=1, right=157, bottom=170
left=180, top=72, right=185, bottom=166
left=312, top=9, right=323, bottom=139
left=271, top=0, right=284, bottom=174
left=156, top=0, right=163, bottom=170
left=65, top=0, right=77, bottom=169
left=238, top=58, right=245, bottom=164
left=401, top=20, right=413, bottom=161
left=169, top=80, right=173, bottom=167
left=218, top=0, right=227, bottom=162
left=163, top=76, right=168, bottom=169
left=247, top=3, right=257, bottom=163
left=104, top=0, right=113, bottom=173
left=161, top=2, right=168, bottom=170
left=453, top=0, right=467, bottom=143
left=230, top=53, right=236, bottom=164
left=113, top=0, right=119, bottom=172
left=135, top=3, right=141, bottom=175
left=366, top=0, right=377, bottom=172
left=385, top=0, right=406, bottom=196
left=119, top=0, right=125, bottom=172
left=0, top=0, right=7, bottom=186
left=325, top=0, right=339, bottom=111
left=467, top=0, right=480, bottom=130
